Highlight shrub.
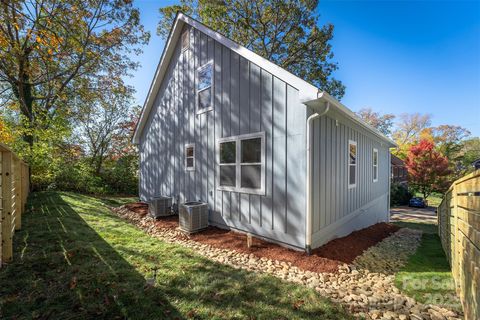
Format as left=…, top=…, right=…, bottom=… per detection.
left=391, top=182, right=412, bottom=206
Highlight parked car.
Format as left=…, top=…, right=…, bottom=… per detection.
left=409, top=197, right=427, bottom=208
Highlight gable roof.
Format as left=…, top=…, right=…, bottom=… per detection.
left=132, top=12, right=396, bottom=147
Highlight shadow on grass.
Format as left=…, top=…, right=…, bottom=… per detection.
left=0, top=191, right=351, bottom=320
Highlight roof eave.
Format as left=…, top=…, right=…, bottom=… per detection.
left=305, top=92, right=398, bottom=148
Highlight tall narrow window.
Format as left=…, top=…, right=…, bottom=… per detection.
left=185, top=144, right=195, bottom=171
left=348, top=140, right=357, bottom=188
left=373, top=148, right=378, bottom=182
left=181, top=30, right=189, bottom=51
left=197, top=61, right=213, bottom=113
left=218, top=132, right=265, bottom=194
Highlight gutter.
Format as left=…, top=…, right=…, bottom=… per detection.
left=305, top=100, right=330, bottom=255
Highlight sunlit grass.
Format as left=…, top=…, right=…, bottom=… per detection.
left=0, top=191, right=352, bottom=319
left=393, top=221, right=460, bottom=311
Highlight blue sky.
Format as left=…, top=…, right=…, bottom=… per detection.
left=127, top=0, right=480, bottom=136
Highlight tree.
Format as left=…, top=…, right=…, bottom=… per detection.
left=405, top=139, right=451, bottom=199
left=76, top=78, right=135, bottom=175
left=158, top=0, right=345, bottom=99
left=356, top=107, right=395, bottom=136
left=0, top=0, right=149, bottom=154
left=392, top=113, right=432, bottom=159
left=457, top=137, right=480, bottom=174
left=432, top=125, right=470, bottom=160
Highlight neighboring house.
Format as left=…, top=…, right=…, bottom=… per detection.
left=473, top=158, right=480, bottom=170
left=132, top=13, right=397, bottom=252
left=391, top=154, right=408, bottom=184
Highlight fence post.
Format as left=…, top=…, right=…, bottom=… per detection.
left=1, top=150, right=13, bottom=263
left=14, top=158, right=21, bottom=230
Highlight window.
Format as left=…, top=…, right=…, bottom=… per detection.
left=373, top=148, right=378, bottom=182
left=181, top=30, right=189, bottom=51
left=218, top=132, right=265, bottom=194
left=185, top=144, right=195, bottom=171
left=348, top=140, right=357, bottom=188
left=197, top=61, right=213, bottom=113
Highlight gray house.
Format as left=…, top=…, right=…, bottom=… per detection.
left=132, top=13, right=396, bottom=252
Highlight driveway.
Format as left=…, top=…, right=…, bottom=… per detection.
left=390, top=206, right=437, bottom=224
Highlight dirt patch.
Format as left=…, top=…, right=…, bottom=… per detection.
left=125, top=203, right=399, bottom=273
left=313, top=223, right=400, bottom=264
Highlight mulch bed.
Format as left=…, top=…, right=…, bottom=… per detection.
left=124, top=202, right=399, bottom=273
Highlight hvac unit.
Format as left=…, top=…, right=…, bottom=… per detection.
left=179, top=201, right=209, bottom=233
left=149, top=196, right=174, bottom=218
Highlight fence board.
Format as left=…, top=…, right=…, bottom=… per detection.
left=0, top=143, right=29, bottom=266
left=438, top=170, right=480, bottom=320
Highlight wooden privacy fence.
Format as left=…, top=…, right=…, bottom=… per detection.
left=438, top=170, right=480, bottom=320
left=0, top=143, right=29, bottom=266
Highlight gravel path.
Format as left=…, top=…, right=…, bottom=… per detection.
left=353, top=228, right=423, bottom=274
left=111, top=205, right=462, bottom=320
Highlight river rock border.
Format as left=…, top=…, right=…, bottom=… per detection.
left=110, top=206, right=462, bottom=320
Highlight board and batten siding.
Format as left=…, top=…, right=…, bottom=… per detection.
left=139, top=25, right=307, bottom=249
left=310, top=108, right=390, bottom=248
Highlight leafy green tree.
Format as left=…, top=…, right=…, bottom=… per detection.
left=356, top=107, right=395, bottom=136
left=158, top=0, right=345, bottom=99
left=0, top=0, right=149, bottom=155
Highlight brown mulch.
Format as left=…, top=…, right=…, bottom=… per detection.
left=124, top=202, right=400, bottom=273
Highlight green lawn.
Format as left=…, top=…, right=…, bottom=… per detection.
left=417, top=192, right=443, bottom=208
left=0, top=192, right=352, bottom=320
left=393, top=221, right=461, bottom=311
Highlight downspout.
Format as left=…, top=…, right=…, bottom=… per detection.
left=306, top=100, right=330, bottom=255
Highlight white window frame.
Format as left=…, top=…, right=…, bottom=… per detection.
left=348, top=140, right=357, bottom=189
left=217, top=132, right=265, bottom=195
left=373, top=148, right=379, bottom=183
left=185, top=143, right=195, bottom=171
left=196, top=60, right=214, bottom=115
left=181, top=30, right=189, bottom=52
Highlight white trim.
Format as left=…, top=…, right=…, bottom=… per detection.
left=217, top=132, right=266, bottom=195
left=196, top=60, right=214, bottom=114
left=348, top=139, right=357, bottom=189
left=373, top=148, right=379, bottom=183
left=185, top=143, right=195, bottom=171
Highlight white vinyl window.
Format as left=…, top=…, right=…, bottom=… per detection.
left=218, top=132, right=265, bottom=195
left=348, top=140, right=357, bottom=188
left=181, top=30, right=189, bottom=51
left=196, top=61, right=213, bottom=114
left=373, top=148, right=378, bottom=182
left=185, top=144, right=195, bottom=171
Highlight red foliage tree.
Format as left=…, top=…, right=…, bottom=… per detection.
left=405, top=139, right=451, bottom=199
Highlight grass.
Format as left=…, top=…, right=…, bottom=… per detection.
left=0, top=192, right=352, bottom=320
left=416, top=192, right=443, bottom=208
left=392, top=221, right=460, bottom=310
